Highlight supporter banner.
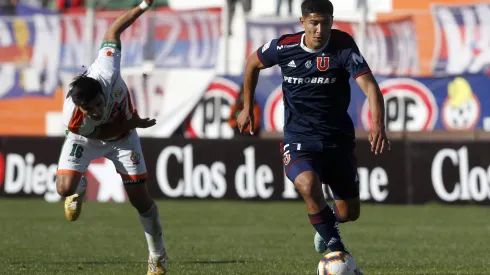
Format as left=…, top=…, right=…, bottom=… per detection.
left=0, top=6, right=221, bottom=81
left=60, top=10, right=149, bottom=70
left=431, top=3, right=490, bottom=76
left=4, top=71, right=488, bottom=137
left=0, top=7, right=220, bottom=136
left=184, top=77, right=242, bottom=139
left=0, top=7, right=61, bottom=98
left=246, top=17, right=419, bottom=76
left=152, top=7, right=222, bottom=69
left=0, top=69, right=214, bottom=137
left=121, top=70, right=214, bottom=138
left=2, top=136, right=490, bottom=204
left=61, top=7, right=222, bottom=70
left=199, top=73, right=490, bottom=135
left=357, top=74, right=490, bottom=132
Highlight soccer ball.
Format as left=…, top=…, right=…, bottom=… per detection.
left=317, top=251, right=359, bottom=275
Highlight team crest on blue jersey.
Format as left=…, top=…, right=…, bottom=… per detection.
left=283, top=153, right=291, bottom=165
left=317, top=57, right=330, bottom=71
left=305, top=60, right=312, bottom=69
left=114, top=88, right=122, bottom=97
left=105, top=48, right=115, bottom=57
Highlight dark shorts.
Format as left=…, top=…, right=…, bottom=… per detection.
left=281, top=140, right=359, bottom=200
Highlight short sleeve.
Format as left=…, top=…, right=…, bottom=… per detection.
left=256, top=39, right=279, bottom=68
left=66, top=108, right=96, bottom=136
left=341, top=34, right=371, bottom=79
left=93, top=42, right=122, bottom=72
left=62, top=97, right=95, bottom=136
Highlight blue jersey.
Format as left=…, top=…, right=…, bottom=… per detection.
left=257, top=30, right=371, bottom=148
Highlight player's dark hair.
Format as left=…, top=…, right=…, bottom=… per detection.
left=66, top=71, right=103, bottom=106
left=301, top=0, right=334, bottom=18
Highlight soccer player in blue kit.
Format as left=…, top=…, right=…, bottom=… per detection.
left=236, top=0, right=390, bottom=268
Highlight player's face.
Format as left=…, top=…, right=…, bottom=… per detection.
left=300, top=13, right=333, bottom=49
left=79, top=94, right=105, bottom=121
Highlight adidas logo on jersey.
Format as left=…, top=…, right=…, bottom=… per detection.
left=287, top=60, right=296, bottom=68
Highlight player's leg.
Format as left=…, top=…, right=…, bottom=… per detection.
left=326, top=150, right=364, bottom=273
left=282, top=142, right=346, bottom=253
left=56, top=136, right=99, bottom=221
left=314, top=149, right=361, bottom=253
left=332, top=198, right=360, bottom=223
left=107, top=131, right=167, bottom=275
left=327, top=150, right=361, bottom=223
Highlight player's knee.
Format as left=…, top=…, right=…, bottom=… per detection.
left=348, top=199, right=361, bottom=221
left=348, top=208, right=360, bottom=221
left=294, top=172, right=317, bottom=199
left=129, top=196, right=153, bottom=213
left=125, top=181, right=153, bottom=213
left=294, top=172, right=325, bottom=208
left=56, top=175, right=76, bottom=197
left=335, top=199, right=360, bottom=222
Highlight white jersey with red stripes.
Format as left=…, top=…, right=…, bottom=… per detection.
left=57, top=42, right=147, bottom=183
left=62, top=42, right=134, bottom=140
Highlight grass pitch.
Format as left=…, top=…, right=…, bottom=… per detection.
left=0, top=199, right=489, bottom=275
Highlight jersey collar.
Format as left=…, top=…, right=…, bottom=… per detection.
left=300, top=33, right=330, bottom=53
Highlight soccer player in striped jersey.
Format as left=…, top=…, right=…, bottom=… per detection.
left=56, top=1, right=168, bottom=274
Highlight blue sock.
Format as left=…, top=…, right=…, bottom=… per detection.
left=308, top=206, right=345, bottom=252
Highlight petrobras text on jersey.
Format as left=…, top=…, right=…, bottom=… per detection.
left=283, top=76, right=337, bottom=85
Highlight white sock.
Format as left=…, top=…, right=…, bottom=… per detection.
left=75, top=176, right=87, bottom=194
left=139, top=202, right=166, bottom=259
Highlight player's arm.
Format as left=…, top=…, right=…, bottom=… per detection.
left=356, top=74, right=384, bottom=129
left=86, top=120, right=136, bottom=140
left=237, top=40, right=279, bottom=134
left=356, top=73, right=389, bottom=153
left=342, top=33, right=389, bottom=154
left=242, top=51, right=265, bottom=116
left=86, top=112, right=155, bottom=140
left=102, top=0, right=153, bottom=45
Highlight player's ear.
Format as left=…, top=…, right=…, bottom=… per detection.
left=300, top=16, right=305, bottom=26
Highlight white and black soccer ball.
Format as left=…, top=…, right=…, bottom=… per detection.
left=317, top=251, right=359, bottom=275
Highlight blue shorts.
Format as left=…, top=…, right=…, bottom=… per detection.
left=281, top=140, right=360, bottom=200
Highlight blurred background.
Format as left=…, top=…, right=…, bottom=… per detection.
left=0, top=0, right=489, bottom=205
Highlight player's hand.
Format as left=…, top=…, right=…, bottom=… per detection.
left=144, top=0, right=154, bottom=6
left=369, top=125, right=390, bottom=155
left=236, top=108, right=254, bottom=135
left=130, top=111, right=156, bottom=129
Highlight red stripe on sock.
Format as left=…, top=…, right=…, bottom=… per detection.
left=309, top=215, right=324, bottom=224
left=308, top=206, right=331, bottom=225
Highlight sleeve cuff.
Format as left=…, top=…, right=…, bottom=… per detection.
left=101, top=42, right=122, bottom=52
left=354, top=69, right=371, bottom=80
left=256, top=51, right=266, bottom=67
